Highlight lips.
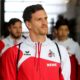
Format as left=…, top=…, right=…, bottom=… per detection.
left=41, top=26, right=48, bottom=29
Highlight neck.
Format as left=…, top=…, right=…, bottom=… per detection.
left=9, top=35, right=21, bottom=41
left=29, top=33, right=46, bottom=43
left=57, top=37, right=68, bottom=41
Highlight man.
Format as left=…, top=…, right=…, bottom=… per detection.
left=0, top=18, right=26, bottom=79
left=0, top=18, right=25, bottom=53
left=54, top=18, right=80, bottom=80
left=1, top=4, right=70, bottom=80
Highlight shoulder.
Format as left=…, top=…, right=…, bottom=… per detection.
left=47, top=38, right=70, bottom=62
left=0, top=39, right=5, bottom=53
left=0, top=36, right=12, bottom=54
left=0, top=39, right=4, bottom=45
left=51, top=39, right=69, bottom=60
left=68, top=38, right=79, bottom=45
left=58, top=44, right=70, bottom=65
left=58, top=44, right=69, bottom=56
left=0, top=36, right=9, bottom=44
left=47, top=38, right=69, bottom=56
left=2, top=45, right=19, bottom=57
left=46, top=38, right=56, bottom=46
left=70, top=38, right=80, bottom=49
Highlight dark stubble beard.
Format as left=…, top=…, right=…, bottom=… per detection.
left=10, top=32, right=21, bottom=39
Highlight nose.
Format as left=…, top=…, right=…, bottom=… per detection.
left=42, top=19, right=48, bottom=25
left=17, top=27, right=22, bottom=32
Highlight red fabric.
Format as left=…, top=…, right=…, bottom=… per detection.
left=1, top=45, right=64, bottom=80
left=0, top=40, right=5, bottom=53
left=70, top=55, right=77, bottom=80
left=59, top=67, right=64, bottom=80
left=0, top=40, right=5, bottom=79
left=78, top=65, right=80, bottom=80
left=1, top=46, right=23, bottom=80
left=1, top=39, right=70, bottom=80
left=2, top=47, right=17, bottom=80
left=0, top=56, right=2, bottom=80
left=18, top=57, right=61, bottom=80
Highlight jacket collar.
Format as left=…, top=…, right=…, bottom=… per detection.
left=26, top=36, right=52, bottom=46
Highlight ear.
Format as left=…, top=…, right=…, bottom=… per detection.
left=55, top=29, right=57, bottom=34
left=67, top=31, right=70, bottom=35
left=25, top=21, right=32, bottom=30
left=8, top=26, right=11, bottom=32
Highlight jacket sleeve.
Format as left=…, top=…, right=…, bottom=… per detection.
left=0, top=40, right=5, bottom=53
left=1, top=46, right=17, bottom=80
left=74, top=43, right=80, bottom=80
left=75, top=43, right=80, bottom=65
left=59, top=45, right=71, bottom=80
left=0, top=40, right=5, bottom=79
left=76, top=44, right=80, bottom=80
left=78, top=65, right=80, bottom=80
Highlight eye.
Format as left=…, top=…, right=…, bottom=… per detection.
left=37, top=18, right=42, bottom=21
left=45, top=17, right=47, bottom=20
left=13, top=26, right=17, bottom=29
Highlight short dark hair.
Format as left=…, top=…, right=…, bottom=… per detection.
left=23, top=4, right=44, bottom=22
left=8, top=18, right=22, bottom=27
left=55, top=18, right=69, bottom=30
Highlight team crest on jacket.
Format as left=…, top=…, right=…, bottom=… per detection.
left=48, top=50, right=55, bottom=57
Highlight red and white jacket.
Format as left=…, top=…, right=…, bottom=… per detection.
left=1, top=37, right=70, bottom=80
left=0, top=35, right=26, bottom=54
left=54, top=38, right=80, bottom=80
left=0, top=35, right=26, bottom=79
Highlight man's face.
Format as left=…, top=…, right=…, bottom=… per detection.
left=57, top=25, right=69, bottom=41
left=27, top=10, right=48, bottom=36
left=9, top=21, right=22, bottom=39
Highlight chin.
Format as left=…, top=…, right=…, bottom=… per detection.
left=42, top=33, right=48, bottom=35
left=15, top=36, right=21, bottom=39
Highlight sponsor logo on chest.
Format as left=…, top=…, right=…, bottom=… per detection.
left=47, top=63, right=57, bottom=67
left=24, top=51, right=31, bottom=55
